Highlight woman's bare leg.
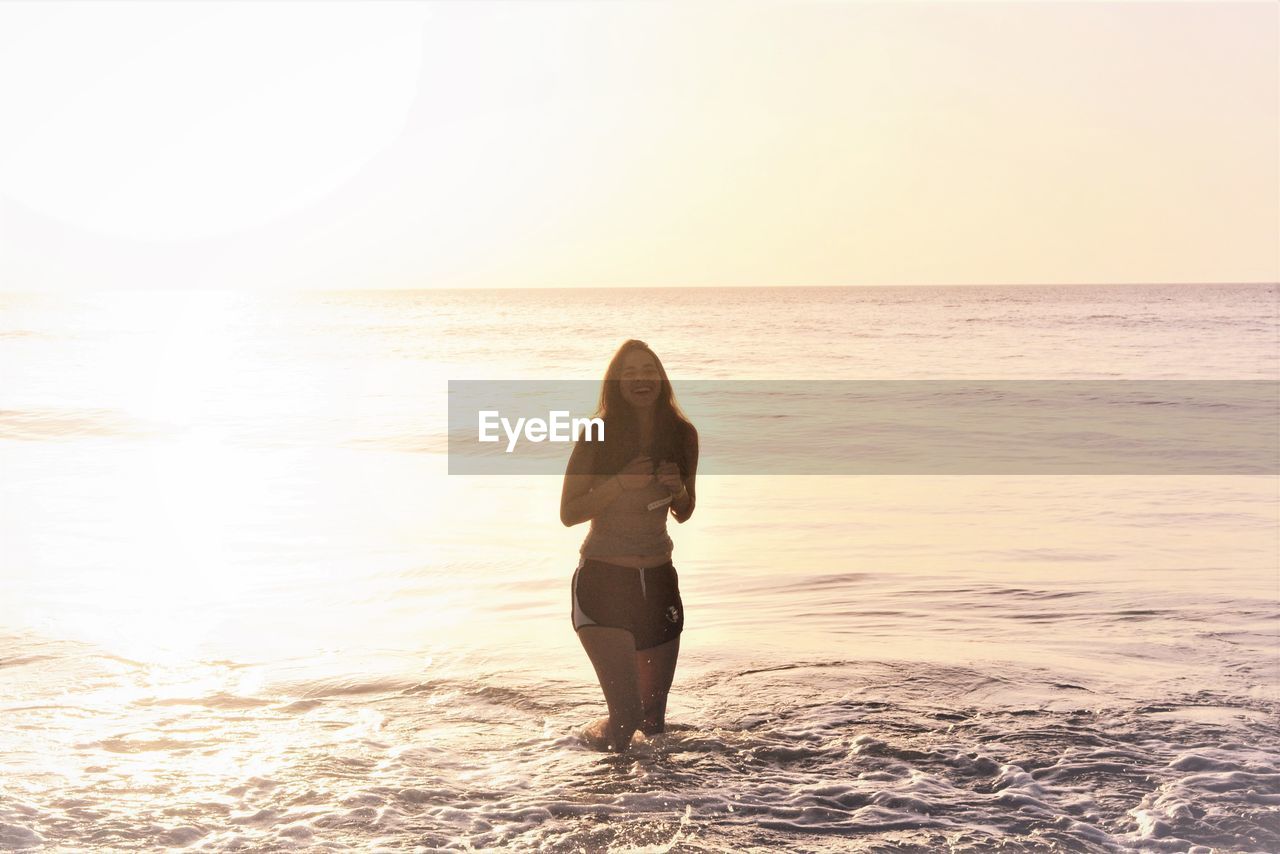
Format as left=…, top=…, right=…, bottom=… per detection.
left=635, top=635, right=680, bottom=735
left=576, top=625, right=644, bottom=752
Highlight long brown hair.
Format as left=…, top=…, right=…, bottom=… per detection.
left=590, top=339, right=695, bottom=477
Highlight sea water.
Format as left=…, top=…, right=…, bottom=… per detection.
left=1, top=284, right=1276, bottom=851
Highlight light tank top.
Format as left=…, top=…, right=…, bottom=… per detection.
left=579, top=478, right=674, bottom=559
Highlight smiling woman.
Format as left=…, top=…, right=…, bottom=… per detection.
left=561, top=340, right=699, bottom=753
left=0, top=3, right=427, bottom=242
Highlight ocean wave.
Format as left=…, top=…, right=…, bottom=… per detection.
left=0, top=407, right=157, bottom=442
left=3, top=651, right=1277, bottom=851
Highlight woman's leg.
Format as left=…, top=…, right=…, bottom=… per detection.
left=577, top=625, right=645, bottom=752
left=635, top=635, right=680, bottom=735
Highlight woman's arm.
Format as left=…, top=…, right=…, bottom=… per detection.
left=562, top=446, right=656, bottom=526
left=560, top=441, right=625, bottom=527
left=670, top=425, right=698, bottom=524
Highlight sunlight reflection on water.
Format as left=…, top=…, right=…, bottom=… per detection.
left=1, top=286, right=1276, bottom=851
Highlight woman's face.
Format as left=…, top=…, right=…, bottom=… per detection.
left=617, top=348, right=662, bottom=410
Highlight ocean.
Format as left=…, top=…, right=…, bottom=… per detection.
left=1, top=284, right=1276, bottom=852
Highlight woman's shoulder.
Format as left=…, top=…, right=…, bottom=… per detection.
left=678, top=419, right=698, bottom=445
left=570, top=434, right=601, bottom=456
left=566, top=434, right=600, bottom=471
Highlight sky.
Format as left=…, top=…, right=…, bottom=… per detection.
left=0, top=1, right=1275, bottom=291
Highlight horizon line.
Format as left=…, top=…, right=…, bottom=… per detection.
left=2, top=281, right=1277, bottom=294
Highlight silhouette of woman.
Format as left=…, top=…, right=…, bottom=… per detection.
left=561, top=340, right=699, bottom=752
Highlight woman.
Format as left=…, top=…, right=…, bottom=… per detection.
left=560, top=339, right=699, bottom=753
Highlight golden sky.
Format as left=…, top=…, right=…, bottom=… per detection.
left=0, top=1, right=1275, bottom=290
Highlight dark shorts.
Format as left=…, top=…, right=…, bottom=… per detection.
left=571, top=557, right=685, bottom=651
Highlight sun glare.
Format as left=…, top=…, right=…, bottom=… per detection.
left=28, top=290, right=476, bottom=664
left=0, top=3, right=428, bottom=241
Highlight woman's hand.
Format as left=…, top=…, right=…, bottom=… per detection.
left=655, top=460, right=685, bottom=496
left=617, top=456, right=655, bottom=490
